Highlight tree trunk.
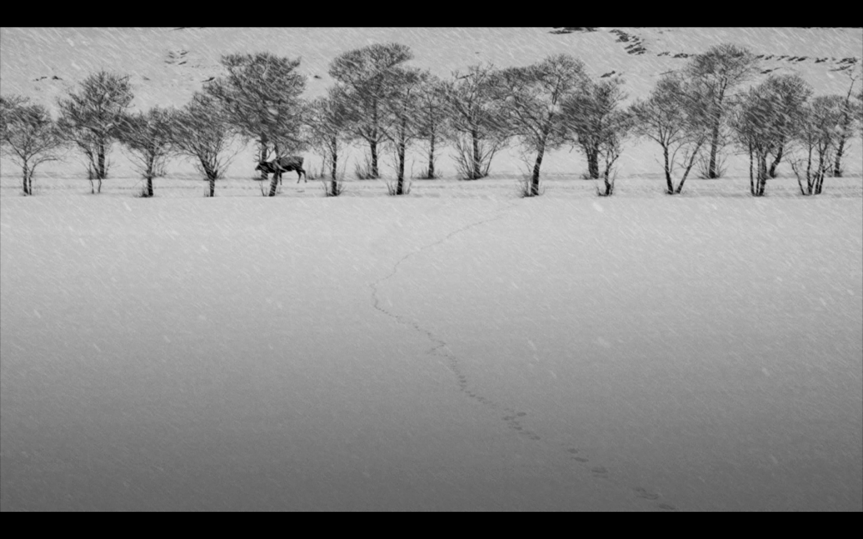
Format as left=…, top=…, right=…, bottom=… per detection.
left=472, top=127, right=481, bottom=180
left=676, top=140, right=703, bottom=194
left=769, top=143, right=784, bottom=178
left=600, top=176, right=613, bottom=196
left=531, top=143, right=545, bottom=197
left=97, top=178, right=102, bottom=194
left=662, top=145, right=674, bottom=194
left=815, top=149, right=826, bottom=194
left=329, top=147, right=339, bottom=195
left=330, top=136, right=338, bottom=180
left=833, top=89, right=853, bottom=177
left=586, top=146, right=599, bottom=180
left=22, top=164, right=31, bottom=195
left=268, top=172, right=280, bottom=197
left=259, top=135, right=269, bottom=180
left=599, top=160, right=614, bottom=196
left=370, top=103, right=380, bottom=179
left=427, top=134, right=436, bottom=179
left=707, top=120, right=720, bottom=178
left=833, top=135, right=846, bottom=178
left=396, top=137, right=406, bottom=195
left=756, top=153, right=768, bottom=196
left=97, top=143, right=107, bottom=181
left=748, top=146, right=755, bottom=196
left=369, top=139, right=379, bottom=179
left=814, top=146, right=827, bottom=194
left=209, top=177, right=215, bottom=197
left=145, top=177, right=153, bottom=197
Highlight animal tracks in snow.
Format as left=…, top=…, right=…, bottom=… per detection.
left=368, top=202, right=678, bottom=511
left=564, top=447, right=677, bottom=511
left=502, top=410, right=542, bottom=441
left=633, top=486, right=660, bottom=500
left=368, top=201, right=517, bottom=417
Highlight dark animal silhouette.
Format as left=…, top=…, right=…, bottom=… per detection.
left=256, top=156, right=307, bottom=184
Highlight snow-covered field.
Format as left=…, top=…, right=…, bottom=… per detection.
left=1, top=178, right=861, bottom=511
left=2, top=25, right=862, bottom=511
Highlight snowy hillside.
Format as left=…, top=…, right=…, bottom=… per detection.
left=1, top=27, right=861, bottom=181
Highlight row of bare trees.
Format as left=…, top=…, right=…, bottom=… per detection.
left=0, top=73, right=238, bottom=198
left=731, top=73, right=863, bottom=196
left=2, top=43, right=861, bottom=198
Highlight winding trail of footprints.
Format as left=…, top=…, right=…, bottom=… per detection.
left=368, top=201, right=677, bottom=511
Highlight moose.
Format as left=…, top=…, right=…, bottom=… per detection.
left=255, top=156, right=307, bottom=184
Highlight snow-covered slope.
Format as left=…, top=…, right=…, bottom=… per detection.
left=2, top=27, right=861, bottom=180
left=3, top=28, right=861, bottom=110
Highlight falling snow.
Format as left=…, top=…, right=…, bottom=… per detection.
left=1, top=28, right=861, bottom=512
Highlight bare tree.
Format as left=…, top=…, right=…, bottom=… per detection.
left=171, top=92, right=238, bottom=197
left=789, top=95, right=846, bottom=195
left=414, top=72, right=451, bottom=179
left=329, top=43, right=413, bottom=180
left=443, top=63, right=509, bottom=180
left=562, top=76, right=630, bottom=182
left=592, top=120, right=630, bottom=197
left=308, top=87, right=353, bottom=196
left=730, top=89, right=771, bottom=197
left=381, top=67, right=427, bottom=195
left=730, top=76, right=811, bottom=197
left=205, top=52, right=307, bottom=196
left=494, top=55, right=588, bottom=196
left=57, top=71, right=133, bottom=193
left=116, top=107, right=176, bottom=197
left=631, top=72, right=712, bottom=195
left=686, top=43, right=759, bottom=179
left=757, top=74, right=813, bottom=178
left=831, top=65, right=861, bottom=177
left=0, top=95, right=64, bottom=196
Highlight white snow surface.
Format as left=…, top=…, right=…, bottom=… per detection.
left=1, top=182, right=861, bottom=511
